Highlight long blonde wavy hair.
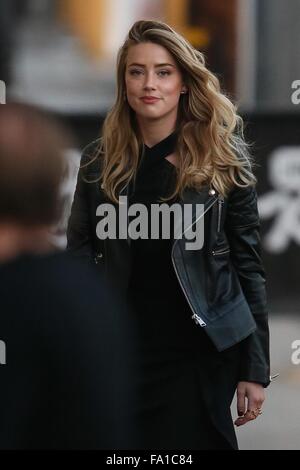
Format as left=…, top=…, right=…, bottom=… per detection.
left=93, top=20, right=255, bottom=203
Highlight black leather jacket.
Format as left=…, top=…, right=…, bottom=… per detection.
left=67, top=141, right=270, bottom=387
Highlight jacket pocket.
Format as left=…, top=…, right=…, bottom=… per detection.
left=212, top=246, right=230, bottom=257
left=206, top=245, right=232, bottom=307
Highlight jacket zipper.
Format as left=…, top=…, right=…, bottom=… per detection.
left=171, top=255, right=207, bottom=327
left=212, top=248, right=230, bottom=256
left=171, top=195, right=219, bottom=327
left=217, top=194, right=224, bottom=233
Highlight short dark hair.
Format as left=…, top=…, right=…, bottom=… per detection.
left=0, top=103, right=71, bottom=225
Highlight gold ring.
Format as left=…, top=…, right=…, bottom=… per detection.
left=247, top=409, right=259, bottom=419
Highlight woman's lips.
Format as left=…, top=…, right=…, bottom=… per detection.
left=140, top=97, right=160, bottom=104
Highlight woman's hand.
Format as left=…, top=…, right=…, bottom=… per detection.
left=234, top=381, right=265, bottom=427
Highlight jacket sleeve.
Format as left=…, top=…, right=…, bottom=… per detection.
left=66, top=151, right=93, bottom=261
left=225, top=184, right=271, bottom=387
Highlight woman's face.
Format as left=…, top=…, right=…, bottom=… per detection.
left=125, top=42, right=186, bottom=124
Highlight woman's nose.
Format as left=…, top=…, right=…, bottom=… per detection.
left=143, top=73, right=156, bottom=90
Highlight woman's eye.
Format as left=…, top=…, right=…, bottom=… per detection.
left=157, top=70, right=171, bottom=77
left=129, top=69, right=143, bottom=76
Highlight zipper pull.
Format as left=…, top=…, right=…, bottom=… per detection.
left=270, top=373, right=280, bottom=382
left=191, top=313, right=206, bottom=327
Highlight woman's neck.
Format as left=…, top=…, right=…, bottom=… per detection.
left=137, top=116, right=177, bottom=148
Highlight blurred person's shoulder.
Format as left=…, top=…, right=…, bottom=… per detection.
left=0, top=250, right=100, bottom=289
left=0, top=250, right=132, bottom=360
left=0, top=251, right=136, bottom=449
left=0, top=250, right=125, bottom=321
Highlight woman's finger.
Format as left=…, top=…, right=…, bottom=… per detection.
left=237, top=386, right=246, bottom=416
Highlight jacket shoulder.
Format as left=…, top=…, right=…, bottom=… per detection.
left=226, top=183, right=258, bottom=228
left=227, top=183, right=257, bottom=205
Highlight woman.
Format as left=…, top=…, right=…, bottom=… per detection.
left=67, top=20, right=270, bottom=450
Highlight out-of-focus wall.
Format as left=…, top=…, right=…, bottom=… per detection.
left=58, top=0, right=165, bottom=60
left=164, top=0, right=210, bottom=56
left=59, top=0, right=108, bottom=58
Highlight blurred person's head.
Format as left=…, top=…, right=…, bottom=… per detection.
left=0, top=103, right=69, bottom=262
left=98, top=20, right=255, bottom=204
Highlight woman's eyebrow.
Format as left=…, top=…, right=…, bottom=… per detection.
left=128, top=63, right=175, bottom=68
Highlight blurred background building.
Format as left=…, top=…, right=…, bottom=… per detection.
left=3, top=0, right=300, bottom=112
left=1, top=0, right=300, bottom=449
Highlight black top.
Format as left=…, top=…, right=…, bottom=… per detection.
left=128, top=132, right=178, bottom=292
left=127, top=132, right=214, bottom=353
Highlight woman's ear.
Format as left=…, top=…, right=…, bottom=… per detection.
left=181, top=85, right=188, bottom=94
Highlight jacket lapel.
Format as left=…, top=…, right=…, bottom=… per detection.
left=173, top=186, right=219, bottom=240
